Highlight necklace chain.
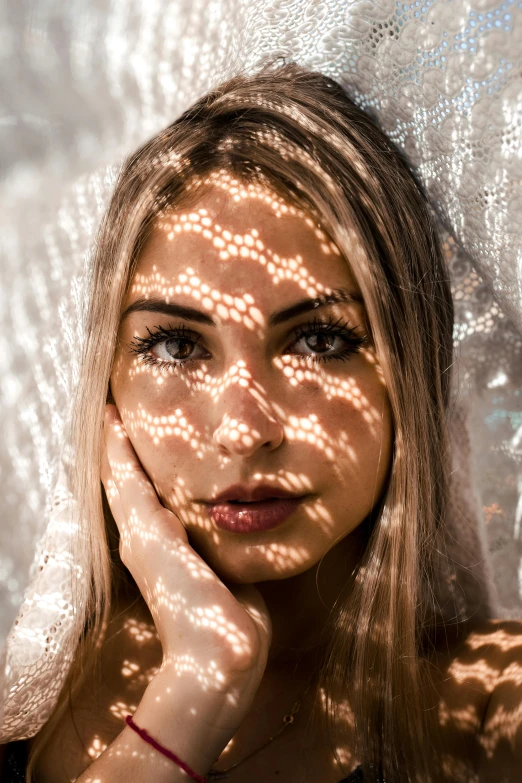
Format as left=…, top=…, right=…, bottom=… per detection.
left=207, top=692, right=305, bottom=780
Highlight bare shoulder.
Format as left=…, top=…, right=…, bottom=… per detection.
left=470, top=619, right=522, bottom=780
left=464, top=617, right=522, bottom=647
left=447, top=618, right=522, bottom=666
left=433, top=618, right=522, bottom=782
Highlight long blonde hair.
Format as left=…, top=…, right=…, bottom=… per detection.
left=28, top=61, right=454, bottom=782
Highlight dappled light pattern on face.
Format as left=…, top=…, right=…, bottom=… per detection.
left=110, top=175, right=392, bottom=587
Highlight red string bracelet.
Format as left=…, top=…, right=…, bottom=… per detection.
left=125, top=714, right=208, bottom=782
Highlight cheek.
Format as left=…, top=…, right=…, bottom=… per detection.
left=111, top=349, right=392, bottom=509
left=321, top=374, right=392, bottom=491
left=119, top=412, right=202, bottom=506
left=111, top=362, right=204, bottom=493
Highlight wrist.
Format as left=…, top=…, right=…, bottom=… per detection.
left=133, top=665, right=241, bottom=775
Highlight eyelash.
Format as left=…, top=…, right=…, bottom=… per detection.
left=128, top=316, right=367, bottom=372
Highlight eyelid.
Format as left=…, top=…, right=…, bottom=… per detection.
left=127, top=316, right=367, bottom=368
left=129, top=316, right=360, bottom=345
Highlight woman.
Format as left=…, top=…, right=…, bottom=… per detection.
left=2, top=61, right=521, bottom=783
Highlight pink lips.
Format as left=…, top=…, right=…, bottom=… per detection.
left=207, top=497, right=306, bottom=533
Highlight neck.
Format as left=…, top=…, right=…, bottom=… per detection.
left=256, top=523, right=367, bottom=671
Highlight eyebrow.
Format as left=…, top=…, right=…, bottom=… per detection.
left=121, top=287, right=363, bottom=328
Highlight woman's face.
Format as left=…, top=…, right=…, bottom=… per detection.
left=110, top=178, right=393, bottom=583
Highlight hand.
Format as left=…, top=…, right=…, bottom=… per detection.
left=101, top=404, right=271, bottom=719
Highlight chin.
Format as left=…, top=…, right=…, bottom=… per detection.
left=203, top=547, right=318, bottom=585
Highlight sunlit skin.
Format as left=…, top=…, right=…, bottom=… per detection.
left=94, top=178, right=392, bottom=779
left=110, top=179, right=393, bottom=592
left=22, top=179, right=522, bottom=783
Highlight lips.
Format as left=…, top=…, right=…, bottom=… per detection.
left=207, top=483, right=304, bottom=504
left=199, top=482, right=310, bottom=534
left=206, top=496, right=306, bottom=534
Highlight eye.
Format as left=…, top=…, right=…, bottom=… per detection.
left=129, top=324, right=209, bottom=369
left=287, top=316, right=366, bottom=363
left=129, top=316, right=367, bottom=372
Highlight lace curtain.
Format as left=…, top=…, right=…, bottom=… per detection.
left=0, top=0, right=520, bottom=741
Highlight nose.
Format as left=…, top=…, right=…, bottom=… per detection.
left=212, top=364, right=285, bottom=457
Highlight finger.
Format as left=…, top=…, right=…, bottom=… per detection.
left=104, top=404, right=164, bottom=525
left=100, top=442, right=126, bottom=533
left=230, top=583, right=272, bottom=651
left=104, top=405, right=188, bottom=545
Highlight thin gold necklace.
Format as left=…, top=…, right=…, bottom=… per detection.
left=207, top=690, right=307, bottom=781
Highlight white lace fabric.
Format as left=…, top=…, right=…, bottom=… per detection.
left=0, top=0, right=520, bottom=742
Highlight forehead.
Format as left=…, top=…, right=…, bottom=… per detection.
left=130, top=181, right=360, bottom=306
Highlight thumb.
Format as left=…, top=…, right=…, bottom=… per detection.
left=228, top=583, right=272, bottom=657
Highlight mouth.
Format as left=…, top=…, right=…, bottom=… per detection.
left=205, top=496, right=308, bottom=534
left=227, top=497, right=278, bottom=504
left=205, top=482, right=307, bottom=504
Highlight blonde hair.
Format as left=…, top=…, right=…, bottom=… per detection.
left=28, top=61, right=454, bottom=782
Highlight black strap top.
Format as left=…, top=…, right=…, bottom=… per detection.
left=2, top=740, right=366, bottom=782
left=3, top=741, right=26, bottom=783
